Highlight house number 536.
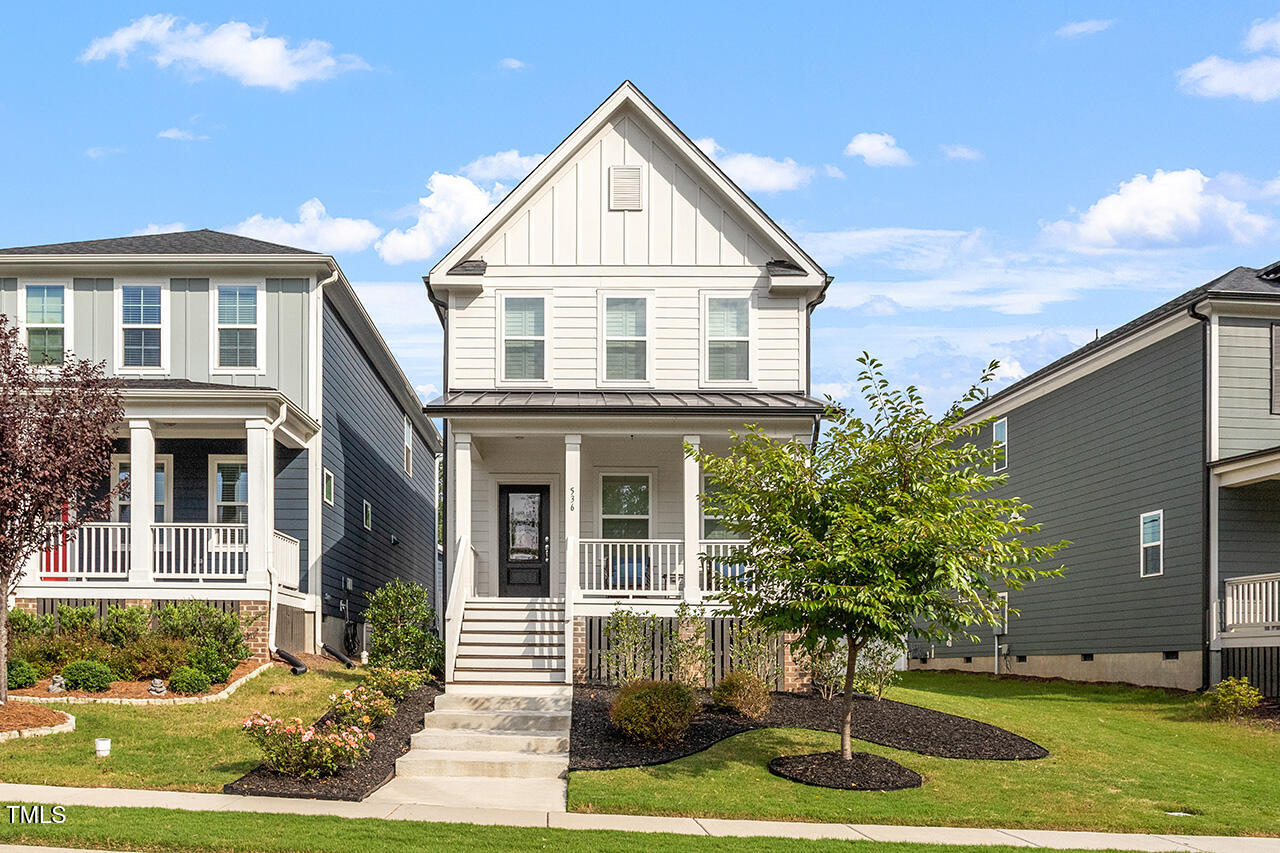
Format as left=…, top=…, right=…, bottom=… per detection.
left=569, top=487, right=575, bottom=511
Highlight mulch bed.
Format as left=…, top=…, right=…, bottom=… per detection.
left=0, top=702, right=67, bottom=732
left=11, top=659, right=262, bottom=700
left=569, top=685, right=1047, bottom=771
left=769, top=751, right=923, bottom=791
left=223, top=683, right=441, bottom=802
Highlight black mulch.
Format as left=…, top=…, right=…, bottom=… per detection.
left=769, top=751, right=923, bottom=791
left=569, top=685, right=1047, bottom=771
left=223, top=683, right=441, bottom=802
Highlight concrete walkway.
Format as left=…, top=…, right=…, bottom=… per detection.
left=0, top=782, right=1275, bottom=852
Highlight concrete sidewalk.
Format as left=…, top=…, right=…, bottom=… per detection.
left=0, top=782, right=1275, bottom=852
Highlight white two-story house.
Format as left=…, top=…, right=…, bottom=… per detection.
left=0, top=230, right=440, bottom=660
left=425, top=82, right=831, bottom=686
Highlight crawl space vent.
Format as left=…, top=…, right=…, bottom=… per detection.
left=609, top=165, right=643, bottom=211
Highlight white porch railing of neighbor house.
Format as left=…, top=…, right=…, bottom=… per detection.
left=579, top=539, right=684, bottom=598
left=151, top=524, right=250, bottom=579
left=271, top=531, right=301, bottom=589
left=37, top=523, right=131, bottom=580
left=1224, top=572, right=1280, bottom=632
left=699, top=540, right=753, bottom=596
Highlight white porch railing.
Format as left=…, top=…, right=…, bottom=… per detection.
left=579, top=539, right=684, bottom=598
left=152, top=524, right=249, bottom=579
left=271, top=531, right=301, bottom=589
left=37, top=523, right=131, bottom=580
left=444, top=536, right=475, bottom=683
left=1224, top=572, right=1280, bottom=632
left=700, top=540, right=753, bottom=596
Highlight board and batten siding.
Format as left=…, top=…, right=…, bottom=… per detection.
left=320, top=296, right=437, bottom=619
left=933, top=325, right=1206, bottom=658
left=1218, top=316, right=1280, bottom=458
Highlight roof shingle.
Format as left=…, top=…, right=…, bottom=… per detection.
left=0, top=229, right=316, bottom=256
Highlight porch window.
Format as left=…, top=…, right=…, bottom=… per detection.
left=112, top=455, right=172, bottom=522
left=212, top=459, right=249, bottom=524
left=992, top=417, right=1008, bottom=472
left=502, top=296, right=545, bottom=381
left=701, top=475, right=734, bottom=539
left=600, top=474, right=650, bottom=538
left=604, top=297, right=647, bottom=381
left=216, top=284, right=259, bottom=369
left=403, top=415, right=414, bottom=476
left=25, top=284, right=67, bottom=365
left=706, top=297, right=749, bottom=382
left=1140, top=510, right=1163, bottom=577
left=121, top=285, right=163, bottom=368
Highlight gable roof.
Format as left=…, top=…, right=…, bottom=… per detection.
left=428, top=81, right=828, bottom=288
left=0, top=229, right=315, bottom=256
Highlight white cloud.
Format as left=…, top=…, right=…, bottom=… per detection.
left=348, top=280, right=444, bottom=396
left=1179, top=14, right=1280, bottom=101
left=1207, top=170, right=1280, bottom=201
left=80, top=14, right=367, bottom=92
left=1041, top=168, right=1274, bottom=251
left=1244, top=13, right=1280, bottom=53
left=498, top=57, right=526, bottom=70
left=461, top=149, right=543, bottom=182
left=415, top=383, right=440, bottom=401
left=941, top=143, right=983, bottom=161
left=84, top=146, right=123, bottom=159
left=843, top=132, right=914, bottom=167
left=823, top=164, right=846, bottom=179
left=801, top=227, right=981, bottom=272
left=1055, top=19, right=1115, bottom=38
left=157, top=127, right=208, bottom=141
left=231, top=198, right=381, bottom=252
left=130, top=222, right=188, bottom=235
left=695, top=137, right=815, bottom=192
left=376, top=173, right=505, bottom=265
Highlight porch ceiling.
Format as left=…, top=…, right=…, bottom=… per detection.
left=1212, top=444, right=1280, bottom=488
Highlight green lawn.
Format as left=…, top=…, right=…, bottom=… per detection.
left=0, top=804, right=1112, bottom=853
left=0, top=662, right=361, bottom=791
left=569, top=671, right=1280, bottom=836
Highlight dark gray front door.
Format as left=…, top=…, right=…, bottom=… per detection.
left=498, top=484, right=551, bottom=597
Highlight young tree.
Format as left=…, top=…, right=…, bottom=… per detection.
left=691, top=354, right=1066, bottom=760
left=0, top=317, right=122, bottom=702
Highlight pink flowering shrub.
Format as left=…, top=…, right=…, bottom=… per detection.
left=363, top=668, right=424, bottom=703
left=242, top=712, right=374, bottom=778
left=329, top=684, right=396, bottom=728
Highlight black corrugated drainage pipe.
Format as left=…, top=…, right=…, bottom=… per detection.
left=274, top=649, right=307, bottom=676
left=322, top=643, right=356, bottom=668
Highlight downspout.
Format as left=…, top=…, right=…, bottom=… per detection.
left=264, top=402, right=289, bottom=655
left=806, top=275, right=834, bottom=448
left=1187, top=303, right=1213, bottom=690
left=312, top=266, right=340, bottom=653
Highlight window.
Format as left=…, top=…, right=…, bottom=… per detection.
left=24, top=284, right=67, bottom=365
left=323, top=468, right=335, bottom=505
left=1140, top=510, right=1163, bottom=577
left=121, top=284, right=163, bottom=368
left=600, top=474, right=650, bottom=538
left=210, top=458, right=249, bottom=524
left=992, top=417, right=1008, bottom=472
left=1080, top=653, right=1094, bottom=662
left=363, top=500, right=373, bottom=531
left=403, top=415, right=414, bottom=476
left=701, top=475, right=734, bottom=540
left=501, top=296, right=546, bottom=382
left=603, top=296, right=648, bottom=382
left=706, top=296, right=749, bottom=382
left=216, top=284, right=259, bottom=369
left=112, top=455, right=173, bottom=523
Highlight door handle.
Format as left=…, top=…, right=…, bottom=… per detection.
left=543, top=536, right=550, bottom=561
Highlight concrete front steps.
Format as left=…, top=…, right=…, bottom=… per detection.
left=453, top=598, right=567, bottom=685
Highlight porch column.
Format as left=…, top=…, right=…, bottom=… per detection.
left=683, top=434, right=702, bottom=604
left=454, top=433, right=472, bottom=597
left=564, top=435, right=581, bottom=683
left=246, top=419, right=272, bottom=587
left=127, top=419, right=154, bottom=583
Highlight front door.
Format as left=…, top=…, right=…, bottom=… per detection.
left=498, top=484, right=551, bottom=597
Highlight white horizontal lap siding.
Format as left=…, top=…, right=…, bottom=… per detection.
left=1218, top=317, right=1280, bottom=457
left=451, top=293, right=497, bottom=386
left=755, top=294, right=803, bottom=389
left=553, top=292, right=597, bottom=383
left=653, top=292, right=701, bottom=385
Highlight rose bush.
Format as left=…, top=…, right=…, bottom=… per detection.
left=241, top=713, right=374, bottom=779
left=329, top=684, right=396, bottom=728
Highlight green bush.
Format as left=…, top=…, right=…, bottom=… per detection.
left=13, top=634, right=112, bottom=679
left=61, top=660, right=115, bottom=692
left=6, top=609, right=46, bottom=639
left=712, top=670, right=771, bottom=720
left=603, top=607, right=660, bottom=685
left=1205, top=677, right=1263, bottom=720
left=187, top=645, right=235, bottom=684
left=169, top=665, right=211, bottom=695
left=55, top=605, right=99, bottom=637
left=7, top=659, right=37, bottom=690
left=104, top=635, right=194, bottom=681
left=330, top=684, right=396, bottom=728
left=364, top=580, right=442, bottom=674
left=363, top=668, right=423, bottom=703
left=609, top=679, right=698, bottom=746
left=242, top=712, right=373, bottom=778
left=100, top=605, right=151, bottom=647
left=155, top=601, right=249, bottom=670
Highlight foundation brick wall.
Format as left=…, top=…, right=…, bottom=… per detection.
left=239, top=601, right=271, bottom=663
left=572, top=616, right=587, bottom=682
left=12, top=598, right=37, bottom=616
left=780, top=633, right=811, bottom=693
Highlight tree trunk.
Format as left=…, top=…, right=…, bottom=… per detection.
left=840, top=634, right=859, bottom=760
left=1, top=599, right=9, bottom=705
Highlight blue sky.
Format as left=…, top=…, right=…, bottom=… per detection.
left=4, top=3, right=1280, bottom=409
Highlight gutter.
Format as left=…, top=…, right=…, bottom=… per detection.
left=1187, top=302, right=1212, bottom=691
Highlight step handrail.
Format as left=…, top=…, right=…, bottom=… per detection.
left=444, top=534, right=471, bottom=682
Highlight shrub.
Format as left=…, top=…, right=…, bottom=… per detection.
left=7, top=608, right=46, bottom=639
left=61, top=660, right=115, bottom=692
left=729, top=620, right=781, bottom=685
left=712, top=670, right=771, bottom=720
left=1205, top=677, right=1263, bottom=721
left=330, top=685, right=396, bottom=728
left=7, top=659, right=36, bottom=690
left=603, top=607, right=659, bottom=685
left=793, top=636, right=846, bottom=700
left=55, top=605, right=99, bottom=637
left=364, top=580, right=442, bottom=674
left=609, top=679, right=698, bottom=746
left=155, top=601, right=249, bottom=665
left=242, top=712, right=374, bottom=778
left=100, top=605, right=151, bottom=647
left=669, top=603, right=711, bottom=689
left=188, top=645, right=235, bottom=684
left=850, top=638, right=905, bottom=700
left=169, top=665, right=212, bottom=695
left=363, top=668, right=423, bottom=703
left=104, top=635, right=194, bottom=681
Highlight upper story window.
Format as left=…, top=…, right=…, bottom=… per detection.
left=501, top=295, right=546, bottom=382
left=120, top=284, right=164, bottom=369
left=24, top=283, right=68, bottom=366
left=992, top=417, right=1008, bottom=472
left=403, top=415, right=414, bottom=476
left=603, top=296, right=649, bottom=382
left=600, top=474, right=650, bottom=538
left=215, top=284, right=260, bottom=370
left=1140, top=510, right=1163, bottom=577
left=706, top=296, right=750, bottom=382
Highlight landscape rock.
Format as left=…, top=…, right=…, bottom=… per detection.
left=48, top=676, right=65, bottom=694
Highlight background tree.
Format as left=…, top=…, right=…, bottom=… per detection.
left=691, top=354, right=1066, bottom=760
left=0, top=317, right=122, bottom=702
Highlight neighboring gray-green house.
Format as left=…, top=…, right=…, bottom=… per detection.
left=0, top=230, right=440, bottom=659
left=915, top=261, right=1280, bottom=695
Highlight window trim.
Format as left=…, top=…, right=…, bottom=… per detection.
left=16, top=278, right=73, bottom=367
left=207, top=455, right=250, bottom=525
left=496, top=291, right=551, bottom=386
left=597, top=471, right=653, bottom=539
left=363, top=499, right=373, bottom=531
left=403, top=415, right=414, bottom=476
left=114, top=279, right=171, bottom=374
left=1139, top=509, right=1164, bottom=578
left=323, top=468, right=335, bottom=506
left=992, top=417, right=1008, bottom=472
left=209, top=279, right=267, bottom=376
left=597, top=291, right=655, bottom=386
left=700, top=291, right=754, bottom=386
left=110, top=453, right=174, bottom=523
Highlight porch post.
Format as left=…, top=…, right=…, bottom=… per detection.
left=245, top=419, right=272, bottom=588
left=128, top=419, right=154, bottom=584
left=683, top=434, right=702, bottom=604
left=454, top=433, right=472, bottom=596
left=564, top=435, right=581, bottom=683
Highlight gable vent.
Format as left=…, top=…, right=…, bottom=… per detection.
left=609, top=165, right=644, bottom=211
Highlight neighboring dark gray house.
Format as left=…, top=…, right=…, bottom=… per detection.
left=0, top=230, right=440, bottom=660
left=914, top=261, right=1280, bottom=696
